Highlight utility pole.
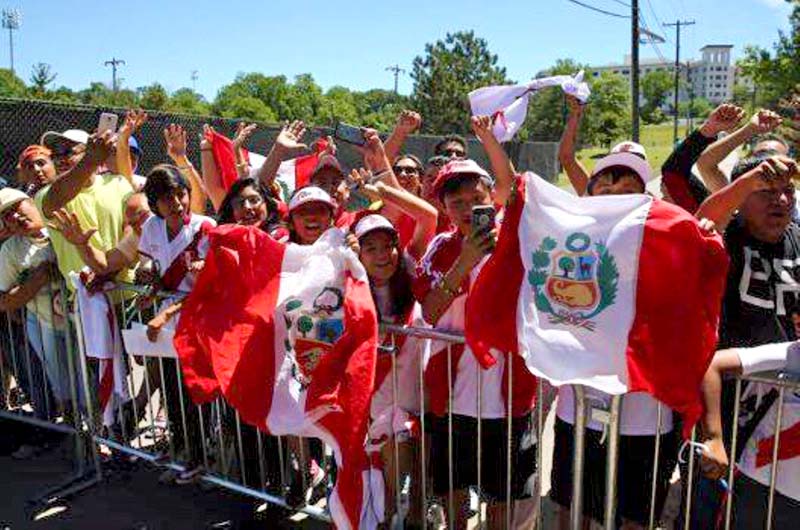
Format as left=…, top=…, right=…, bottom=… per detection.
left=385, top=64, right=406, bottom=94
left=104, top=57, right=126, bottom=92
left=631, top=0, right=640, bottom=142
left=665, top=20, right=696, bottom=144
left=191, top=70, right=198, bottom=91
left=1, top=8, right=21, bottom=75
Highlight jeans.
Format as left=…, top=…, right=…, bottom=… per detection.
left=25, top=311, right=72, bottom=407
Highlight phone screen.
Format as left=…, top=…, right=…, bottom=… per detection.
left=334, top=122, right=366, bottom=146
left=472, top=205, right=496, bottom=234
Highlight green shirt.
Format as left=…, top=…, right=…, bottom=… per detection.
left=36, top=173, right=135, bottom=291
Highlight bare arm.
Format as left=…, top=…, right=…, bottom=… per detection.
left=697, top=109, right=783, bottom=192
left=696, top=157, right=797, bottom=232
left=0, top=264, right=50, bottom=312
left=255, top=121, right=308, bottom=189
left=116, top=110, right=148, bottom=187
left=42, top=132, right=114, bottom=217
left=471, top=116, right=515, bottom=205
left=384, top=110, right=421, bottom=162
left=233, top=122, right=257, bottom=179
left=558, top=96, right=590, bottom=196
left=199, top=126, right=226, bottom=211
left=164, top=124, right=207, bottom=214
left=421, top=230, right=495, bottom=325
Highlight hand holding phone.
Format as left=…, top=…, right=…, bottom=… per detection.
left=334, top=122, right=366, bottom=146
left=471, top=205, right=496, bottom=235
left=97, top=112, right=119, bottom=135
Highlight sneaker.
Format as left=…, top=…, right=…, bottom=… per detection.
left=175, top=464, right=204, bottom=485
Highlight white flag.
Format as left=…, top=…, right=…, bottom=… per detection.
left=468, top=71, right=591, bottom=142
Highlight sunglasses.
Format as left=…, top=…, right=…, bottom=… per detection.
left=393, top=165, right=420, bottom=176
left=441, top=149, right=465, bottom=158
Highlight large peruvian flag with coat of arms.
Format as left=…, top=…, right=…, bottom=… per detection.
left=174, top=225, right=379, bottom=530
left=466, top=173, right=730, bottom=433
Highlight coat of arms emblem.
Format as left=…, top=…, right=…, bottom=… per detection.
left=528, top=232, right=619, bottom=330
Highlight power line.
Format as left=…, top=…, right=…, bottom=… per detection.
left=606, top=0, right=631, bottom=7
left=644, top=0, right=672, bottom=43
left=565, top=0, right=628, bottom=19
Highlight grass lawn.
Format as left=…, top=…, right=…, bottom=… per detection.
left=555, top=123, right=683, bottom=190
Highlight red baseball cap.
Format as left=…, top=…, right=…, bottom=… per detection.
left=432, top=159, right=492, bottom=199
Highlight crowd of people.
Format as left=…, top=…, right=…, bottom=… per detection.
left=0, top=91, right=799, bottom=530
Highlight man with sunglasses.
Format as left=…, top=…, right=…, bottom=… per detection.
left=36, top=129, right=135, bottom=290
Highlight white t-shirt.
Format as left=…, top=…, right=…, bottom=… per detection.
left=735, top=341, right=800, bottom=501
left=137, top=214, right=216, bottom=295
left=0, top=232, right=64, bottom=327
left=556, top=386, right=673, bottom=435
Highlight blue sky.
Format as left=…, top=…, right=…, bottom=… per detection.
left=2, top=0, right=793, bottom=99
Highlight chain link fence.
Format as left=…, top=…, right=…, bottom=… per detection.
left=0, top=97, right=559, bottom=183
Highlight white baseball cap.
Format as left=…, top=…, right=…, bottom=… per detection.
left=0, top=187, right=30, bottom=215
left=40, top=129, right=90, bottom=149
left=354, top=214, right=397, bottom=240
left=610, top=141, right=648, bottom=161
left=288, top=186, right=335, bottom=213
left=591, top=152, right=654, bottom=185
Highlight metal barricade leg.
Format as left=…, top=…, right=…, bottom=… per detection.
left=647, top=404, right=664, bottom=530
left=447, top=344, right=455, bottom=530
left=536, top=382, right=544, bottom=530
left=570, top=385, right=587, bottom=530
left=603, top=396, right=622, bottom=530
left=683, top=427, right=698, bottom=530
left=765, top=386, right=786, bottom=530
left=723, top=379, right=742, bottom=530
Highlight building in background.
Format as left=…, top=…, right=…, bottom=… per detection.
left=588, top=44, right=738, bottom=106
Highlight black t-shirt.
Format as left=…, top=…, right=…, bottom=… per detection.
left=719, top=216, right=800, bottom=349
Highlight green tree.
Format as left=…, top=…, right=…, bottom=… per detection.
left=679, top=97, right=713, bottom=121
left=297, top=316, right=314, bottom=338
left=0, top=68, right=27, bottom=97
left=558, top=256, right=575, bottom=278
left=524, top=59, right=588, bottom=141
left=49, top=86, right=79, bottom=103
left=641, top=70, right=673, bottom=123
left=138, top=83, right=169, bottom=110
left=411, top=31, right=508, bottom=134
left=287, top=73, right=324, bottom=123
left=738, top=1, right=799, bottom=107
left=320, top=86, right=359, bottom=126
left=167, top=88, right=211, bottom=115
left=584, top=71, right=631, bottom=148
left=221, top=95, right=277, bottom=122
left=29, top=63, right=56, bottom=98
left=354, top=89, right=407, bottom=131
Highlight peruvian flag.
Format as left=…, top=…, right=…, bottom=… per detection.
left=466, top=174, right=729, bottom=433
left=174, top=225, right=379, bottom=529
left=208, top=131, right=326, bottom=198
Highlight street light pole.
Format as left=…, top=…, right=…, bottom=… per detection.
left=1, top=9, right=21, bottom=75
left=665, top=20, right=696, bottom=144
left=631, top=0, right=640, bottom=142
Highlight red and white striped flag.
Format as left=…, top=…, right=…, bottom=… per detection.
left=466, top=174, right=729, bottom=433
left=174, top=225, right=379, bottom=529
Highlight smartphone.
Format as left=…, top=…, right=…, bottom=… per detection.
left=97, top=112, right=119, bottom=134
left=333, top=122, right=366, bottom=146
left=472, top=205, right=496, bottom=235
left=345, top=180, right=374, bottom=212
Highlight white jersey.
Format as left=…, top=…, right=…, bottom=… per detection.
left=556, top=386, right=673, bottom=435
left=735, top=341, right=800, bottom=501
left=138, top=214, right=216, bottom=294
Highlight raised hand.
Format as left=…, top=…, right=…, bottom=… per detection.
left=200, top=124, right=216, bottom=150
left=348, top=168, right=382, bottom=202
left=275, top=120, right=308, bottom=154
left=746, top=156, right=798, bottom=191
left=703, top=104, right=745, bottom=136
left=48, top=208, right=97, bottom=246
left=119, top=109, right=148, bottom=138
left=359, top=129, right=389, bottom=171
left=749, top=109, right=783, bottom=134
left=233, top=122, right=257, bottom=151
left=84, top=131, right=115, bottom=166
left=471, top=115, right=494, bottom=141
left=164, top=123, right=188, bottom=161
left=396, top=110, right=422, bottom=135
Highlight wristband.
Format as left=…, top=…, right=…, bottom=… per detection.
left=438, top=277, right=459, bottom=298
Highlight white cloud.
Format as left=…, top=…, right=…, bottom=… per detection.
left=757, top=0, right=791, bottom=9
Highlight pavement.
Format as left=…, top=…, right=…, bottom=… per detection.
left=0, top=418, right=324, bottom=530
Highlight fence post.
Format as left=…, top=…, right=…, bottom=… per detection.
left=570, top=385, right=587, bottom=530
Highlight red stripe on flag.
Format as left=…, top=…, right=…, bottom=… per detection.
left=625, top=200, right=728, bottom=436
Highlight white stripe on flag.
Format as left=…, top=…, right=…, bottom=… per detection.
left=517, top=174, right=652, bottom=393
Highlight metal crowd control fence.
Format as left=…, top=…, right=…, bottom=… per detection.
left=4, top=277, right=798, bottom=529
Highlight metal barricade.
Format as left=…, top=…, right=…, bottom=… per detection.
left=0, top=270, right=101, bottom=510
left=12, top=276, right=796, bottom=530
